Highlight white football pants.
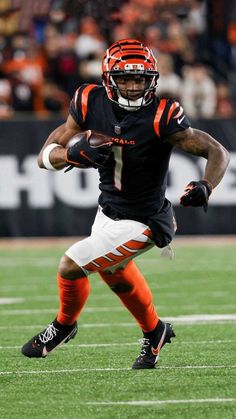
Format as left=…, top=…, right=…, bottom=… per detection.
left=65, top=206, right=154, bottom=275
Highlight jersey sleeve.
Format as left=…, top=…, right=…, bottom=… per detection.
left=69, top=83, right=98, bottom=129
left=161, top=99, right=191, bottom=138
left=69, top=85, right=85, bottom=127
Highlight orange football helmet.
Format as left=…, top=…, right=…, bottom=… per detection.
left=102, top=39, right=159, bottom=110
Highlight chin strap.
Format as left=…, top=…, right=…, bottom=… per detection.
left=117, top=94, right=144, bottom=111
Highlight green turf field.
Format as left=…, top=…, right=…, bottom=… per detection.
left=0, top=240, right=236, bottom=418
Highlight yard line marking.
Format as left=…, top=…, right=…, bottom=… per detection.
left=0, top=298, right=24, bottom=305
left=0, top=309, right=60, bottom=315
left=1, top=285, right=51, bottom=290
left=0, top=323, right=134, bottom=330
left=1, top=339, right=236, bottom=350
left=85, top=398, right=236, bottom=406
left=166, top=314, right=236, bottom=323
left=168, top=304, right=236, bottom=311
left=0, top=322, right=136, bottom=330
left=0, top=299, right=236, bottom=312
left=0, top=368, right=128, bottom=375
left=1, top=293, right=235, bottom=304
left=161, top=365, right=236, bottom=369
left=0, top=343, right=138, bottom=350
left=1, top=310, right=236, bottom=325
left=0, top=258, right=57, bottom=267
left=0, top=366, right=236, bottom=376
left=0, top=307, right=124, bottom=315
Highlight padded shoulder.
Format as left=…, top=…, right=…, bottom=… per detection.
left=153, top=98, right=191, bottom=138
left=69, top=84, right=99, bottom=127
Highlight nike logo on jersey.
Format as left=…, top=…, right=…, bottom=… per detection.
left=177, top=115, right=185, bottom=124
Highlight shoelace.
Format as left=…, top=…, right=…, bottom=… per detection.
left=39, top=324, right=59, bottom=344
left=138, top=338, right=151, bottom=356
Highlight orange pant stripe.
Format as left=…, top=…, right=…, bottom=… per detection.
left=83, top=229, right=153, bottom=272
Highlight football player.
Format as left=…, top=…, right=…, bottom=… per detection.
left=22, top=39, right=230, bottom=369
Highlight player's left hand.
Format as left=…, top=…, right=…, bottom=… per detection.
left=180, top=180, right=213, bottom=211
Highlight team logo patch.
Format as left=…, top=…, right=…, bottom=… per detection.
left=114, top=125, right=121, bottom=134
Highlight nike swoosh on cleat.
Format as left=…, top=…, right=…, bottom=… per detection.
left=151, top=346, right=160, bottom=356
left=151, top=324, right=167, bottom=356
left=42, top=346, right=48, bottom=357
left=41, top=328, right=77, bottom=358
left=177, top=115, right=185, bottom=124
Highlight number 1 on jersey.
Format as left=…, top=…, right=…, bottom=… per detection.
left=113, top=147, right=123, bottom=191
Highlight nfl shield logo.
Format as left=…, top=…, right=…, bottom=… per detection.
left=114, top=125, right=121, bottom=135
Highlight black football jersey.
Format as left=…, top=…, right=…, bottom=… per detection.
left=69, top=84, right=191, bottom=218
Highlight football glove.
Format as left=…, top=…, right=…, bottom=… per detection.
left=180, top=180, right=213, bottom=211
left=66, top=130, right=112, bottom=170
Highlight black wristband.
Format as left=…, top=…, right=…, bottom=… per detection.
left=201, top=180, right=213, bottom=197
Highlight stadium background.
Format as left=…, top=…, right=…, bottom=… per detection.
left=1, top=3, right=236, bottom=417
left=0, top=0, right=236, bottom=237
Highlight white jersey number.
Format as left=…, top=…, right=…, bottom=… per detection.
left=113, top=147, right=123, bottom=191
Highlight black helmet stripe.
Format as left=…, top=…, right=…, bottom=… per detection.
left=118, top=54, right=149, bottom=60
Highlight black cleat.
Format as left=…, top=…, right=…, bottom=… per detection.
left=132, top=322, right=175, bottom=369
left=21, top=319, right=78, bottom=358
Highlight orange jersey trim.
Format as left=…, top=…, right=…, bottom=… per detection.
left=81, top=84, right=97, bottom=122
left=172, top=107, right=183, bottom=120
left=167, top=101, right=179, bottom=124
left=153, top=99, right=167, bottom=137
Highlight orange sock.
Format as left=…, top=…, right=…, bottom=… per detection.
left=57, top=273, right=90, bottom=326
left=99, top=260, right=158, bottom=332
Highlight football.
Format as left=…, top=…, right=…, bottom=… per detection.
left=66, top=130, right=113, bottom=171
left=87, top=130, right=113, bottom=148
left=67, top=130, right=113, bottom=149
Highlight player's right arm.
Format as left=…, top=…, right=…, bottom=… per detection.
left=38, top=114, right=82, bottom=170
left=38, top=84, right=112, bottom=171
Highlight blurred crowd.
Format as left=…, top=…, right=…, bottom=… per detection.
left=0, top=0, right=236, bottom=120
